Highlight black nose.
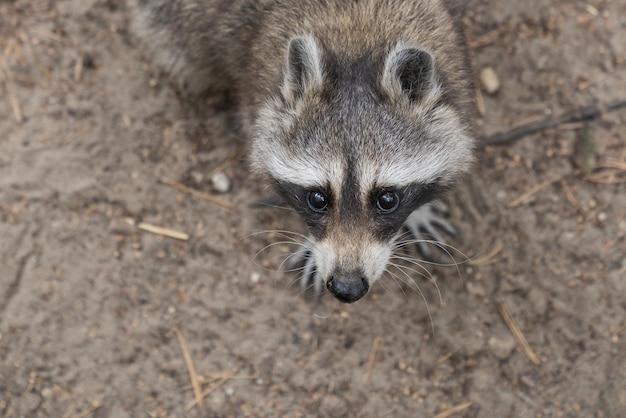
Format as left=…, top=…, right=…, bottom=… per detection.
left=326, top=273, right=369, bottom=303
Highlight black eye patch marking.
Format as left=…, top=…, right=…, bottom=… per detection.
left=272, top=179, right=332, bottom=238
left=370, top=181, right=446, bottom=240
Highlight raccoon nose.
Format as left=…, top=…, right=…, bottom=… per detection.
left=326, top=272, right=369, bottom=303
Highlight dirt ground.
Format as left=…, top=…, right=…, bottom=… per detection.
left=1, top=0, right=625, bottom=417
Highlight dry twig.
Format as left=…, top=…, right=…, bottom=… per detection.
left=585, top=159, right=626, bottom=184
left=208, top=147, right=244, bottom=177
left=508, top=176, right=564, bottom=208
left=560, top=181, right=587, bottom=214
left=468, top=241, right=503, bottom=266
left=125, top=218, right=189, bottom=241
left=0, top=58, right=23, bottom=123
left=160, top=177, right=234, bottom=210
left=480, top=99, right=626, bottom=148
left=174, top=327, right=204, bottom=408
left=184, top=368, right=239, bottom=412
left=497, top=301, right=541, bottom=365
left=433, top=401, right=473, bottom=418
left=69, top=401, right=102, bottom=418
left=364, top=336, right=384, bottom=383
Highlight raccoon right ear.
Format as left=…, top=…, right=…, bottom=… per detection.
left=382, top=45, right=437, bottom=102
left=281, top=35, right=323, bottom=103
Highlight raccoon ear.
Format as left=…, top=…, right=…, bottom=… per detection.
left=282, top=35, right=323, bottom=103
left=383, top=46, right=436, bottom=102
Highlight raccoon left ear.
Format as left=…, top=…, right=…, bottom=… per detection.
left=382, top=45, right=436, bottom=102
left=281, top=35, right=324, bottom=104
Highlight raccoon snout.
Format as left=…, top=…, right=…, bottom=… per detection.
left=326, top=272, right=369, bottom=303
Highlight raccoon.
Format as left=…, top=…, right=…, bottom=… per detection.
left=129, top=0, right=475, bottom=303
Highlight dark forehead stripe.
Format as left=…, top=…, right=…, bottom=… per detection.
left=339, top=158, right=362, bottom=223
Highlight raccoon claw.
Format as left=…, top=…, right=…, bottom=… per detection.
left=403, top=200, right=457, bottom=259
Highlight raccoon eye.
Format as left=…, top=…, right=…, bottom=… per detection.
left=307, top=190, right=329, bottom=213
left=376, top=190, right=400, bottom=213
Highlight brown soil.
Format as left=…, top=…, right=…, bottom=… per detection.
left=1, top=1, right=625, bottom=417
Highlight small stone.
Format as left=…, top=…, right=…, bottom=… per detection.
left=466, top=281, right=486, bottom=297
left=250, top=272, right=261, bottom=283
left=488, top=335, right=517, bottom=359
left=480, top=67, right=501, bottom=95
left=211, top=172, right=231, bottom=193
left=190, top=171, right=204, bottom=184
left=597, top=212, right=607, bottom=222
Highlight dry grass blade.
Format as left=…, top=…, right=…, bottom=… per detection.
left=469, top=26, right=508, bottom=49
left=497, top=301, right=541, bottom=365
left=208, top=147, right=244, bottom=177
left=174, top=327, right=204, bottom=408
left=433, top=401, right=473, bottom=418
left=364, top=336, right=384, bottom=383
left=184, top=368, right=239, bottom=412
left=30, top=27, right=64, bottom=43
left=60, top=124, right=92, bottom=146
left=560, top=181, right=587, bottom=214
left=468, top=241, right=503, bottom=266
left=160, top=177, right=234, bottom=210
left=436, top=351, right=456, bottom=364
left=597, top=159, right=626, bottom=171
left=585, top=159, right=626, bottom=184
left=0, top=58, right=23, bottom=123
left=508, top=176, right=563, bottom=208
left=70, top=401, right=102, bottom=418
left=135, top=221, right=189, bottom=241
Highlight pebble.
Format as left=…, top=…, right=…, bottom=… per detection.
left=466, top=282, right=486, bottom=297
left=211, top=171, right=231, bottom=193
left=480, top=67, right=501, bottom=95
left=250, top=272, right=261, bottom=283
left=597, top=212, right=607, bottom=222
left=488, top=335, right=517, bottom=359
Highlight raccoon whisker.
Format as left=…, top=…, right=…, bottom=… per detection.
left=382, top=269, right=411, bottom=302
left=289, top=255, right=318, bottom=294
left=390, top=252, right=464, bottom=268
left=242, top=228, right=310, bottom=242
left=276, top=248, right=311, bottom=274
left=389, top=259, right=443, bottom=308
left=389, top=256, right=437, bottom=281
left=252, top=240, right=303, bottom=262
left=385, top=264, right=435, bottom=334
left=393, top=238, right=470, bottom=281
left=294, top=272, right=322, bottom=299
left=393, top=237, right=470, bottom=261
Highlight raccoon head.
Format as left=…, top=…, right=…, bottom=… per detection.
left=251, top=35, right=474, bottom=303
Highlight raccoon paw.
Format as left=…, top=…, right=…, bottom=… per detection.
left=402, top=200, right=457, bottom=259
left=288, top=242, right=324, bottom=295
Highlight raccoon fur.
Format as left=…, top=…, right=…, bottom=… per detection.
left=129, top=0, right=475, bottom=303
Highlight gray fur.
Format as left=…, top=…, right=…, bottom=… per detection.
left=129, top=0, right=475, bottom=302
